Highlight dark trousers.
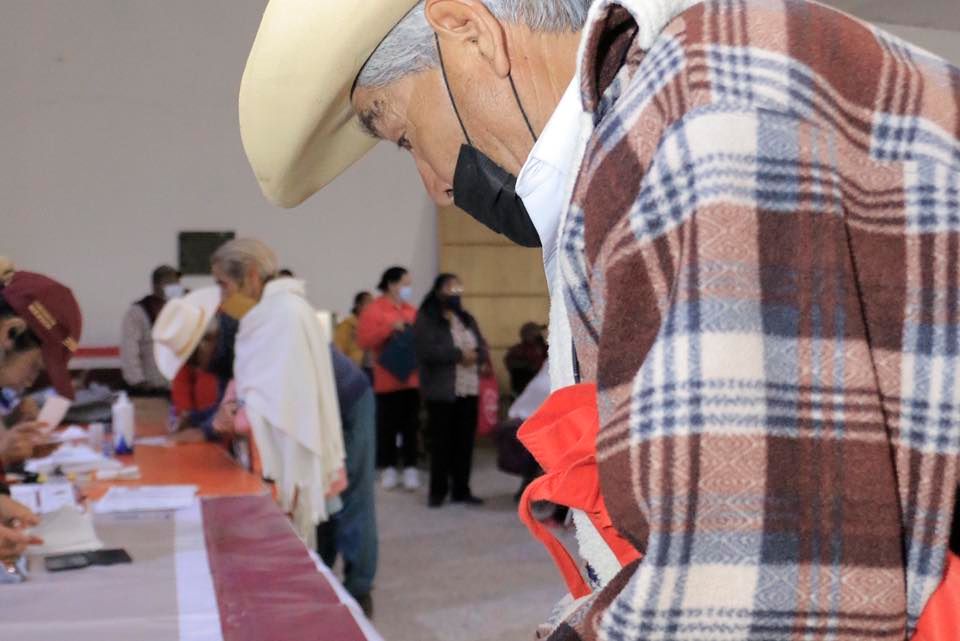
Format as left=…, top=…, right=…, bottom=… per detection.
left=376, top=389, right=420, bottom=469
left=317, top=389, right=378, bottom=597
left=426, top=396, right=478, bottom=501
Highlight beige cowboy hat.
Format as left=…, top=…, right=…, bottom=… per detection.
left=152, top=287, right=222, bottom=381
left=239, top=0, right=420, bottom=208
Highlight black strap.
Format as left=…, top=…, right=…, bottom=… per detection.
left=507, top=72, right=538, bottom=143
left=435, top=34, right=473, bottom=147
left=572, top=340, right=581, bottom=384
left=434, top=34, right=538, bottom=146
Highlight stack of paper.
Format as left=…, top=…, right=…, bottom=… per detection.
left=9, top=483, right=77, bottom=515
left=28, top=506, right=104, bottom=556
left=50, top=425, right=90, bottom=443
left=25, top=444, right=123, bottom=476
left=93, top=485, right=198, bottom=514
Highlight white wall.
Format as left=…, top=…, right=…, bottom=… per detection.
left=0, top=0, right=436, bottom=347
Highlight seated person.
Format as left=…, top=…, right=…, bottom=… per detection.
left=504, top=322, right=547, bottom=397
left=151, top=287, right=233, bottom=440
left=0, top=494, right=41, bottom=559
left=0, top=257, right=14, bottom=286
left=0, top=271, right=82, bottom=555
left=0, top=272, right=82, bottom=467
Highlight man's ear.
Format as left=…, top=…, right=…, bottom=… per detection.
left=424, top=0, right=511, bottom=78
left=0, top=317, right=27, bottom=352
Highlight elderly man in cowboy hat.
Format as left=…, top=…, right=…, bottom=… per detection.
left=240, top=1, right=960, bottom=639
left=208, top=238, right=380, bottom=615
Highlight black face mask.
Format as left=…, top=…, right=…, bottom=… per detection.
left=444, top=294, right=462, bottom=311
left=436, top=36, right=542, bottom=248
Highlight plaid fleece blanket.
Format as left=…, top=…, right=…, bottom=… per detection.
left=553, top=0, right=960, bottom=639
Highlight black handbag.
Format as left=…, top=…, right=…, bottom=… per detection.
left=495, top=418, right=539, bottom=477
left=378, top=327, right=418, bottom=381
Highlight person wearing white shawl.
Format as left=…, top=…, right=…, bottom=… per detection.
left=212, top=239, right=345, bottom=546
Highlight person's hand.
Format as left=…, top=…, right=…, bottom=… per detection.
left=31, top=441, right=61, bottom=460
left=170, top=427, right=205, bottom=444
left=213, top=401, right=239, bottom=434
left=172, top=412, right=194, bottom=433
left=16, top=397, right=40, bottom=421
left=392, top=320, right=407, bottom=332
left=0, top=523, right=42, bottom=558
left=0, top=496, right=40, bottom=528
left=461, top=349, right=479, bottom=366
left=0, top=421, right=46, bottom=466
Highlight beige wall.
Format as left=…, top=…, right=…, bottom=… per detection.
left=0, top=0, right=437, bottom=347
left=437, top=206, right=549, bottom=392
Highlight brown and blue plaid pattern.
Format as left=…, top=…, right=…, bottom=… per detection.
left=553, top=0, right=960, bottom=639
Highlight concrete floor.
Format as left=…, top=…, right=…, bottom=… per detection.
left=366, top=447, right=567, bottom=641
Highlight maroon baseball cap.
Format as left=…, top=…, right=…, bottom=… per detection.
left=3, top=272, right=83, bottom=399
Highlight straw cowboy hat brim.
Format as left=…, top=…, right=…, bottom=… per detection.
left=152, top=287, right=223, bottom=381
left=239, top=0, right=420, bottom=208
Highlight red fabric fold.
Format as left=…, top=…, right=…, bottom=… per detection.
left=913, top=551, right=960, bottom=641
left=517, top=383, right=641, bottom=598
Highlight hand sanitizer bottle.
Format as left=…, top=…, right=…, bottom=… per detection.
left=112, top=391, right=135, bottom=455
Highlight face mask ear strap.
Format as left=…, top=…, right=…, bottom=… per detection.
left=507, top=72, right=538, bottom=143
left=435, top=34, right=474, bottom=147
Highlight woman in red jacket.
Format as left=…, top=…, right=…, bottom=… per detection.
left=357, top=266, right=420, bottom=491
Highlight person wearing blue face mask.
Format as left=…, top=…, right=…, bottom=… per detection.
left=357, top=266, right=422, bottom=491
left=120, top=264, right=183, bottom=395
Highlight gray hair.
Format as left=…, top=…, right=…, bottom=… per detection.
left=356, top=0, right=591, bottom=89
left=211, top=238, right=279, bottom=285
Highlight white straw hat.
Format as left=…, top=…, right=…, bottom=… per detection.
left=239, top=0, right=420, bottom=208
left=151, top=287, right=223, bottom=381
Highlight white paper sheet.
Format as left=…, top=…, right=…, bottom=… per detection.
left=26, top=444, right=123, bottom=475
left=93, top=485, right=198, bottom=514
left=28, top=506, right=104, bottom=556
left=36, top=395, right=71, bottom=432
left=9, top=483, right=78, bottom=515
left=49, top=425, right=89, bottom=443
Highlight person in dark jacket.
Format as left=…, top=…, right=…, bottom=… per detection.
left=414, top=274, right=488, bottom=508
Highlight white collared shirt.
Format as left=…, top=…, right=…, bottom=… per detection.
left=517, top=78, right=627, bottom=591
left=515, top=79, right=582, bottom=286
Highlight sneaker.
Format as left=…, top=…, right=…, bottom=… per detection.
left=381, top=467, right=399, bottom=490
left=451, top=494, right=485, bottom=506
left=402, top=467, right=420, bottom=491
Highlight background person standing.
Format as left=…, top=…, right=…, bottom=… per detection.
left=414, top=274, right=487, bottom=508
left=120, top=264, right=183, bottom=394
left=335, top=291, right=374, bottom=380
left=357, top=266, right=420, bottom=491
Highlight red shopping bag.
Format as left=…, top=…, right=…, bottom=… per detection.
left=476, top=375, right=500, bottom=437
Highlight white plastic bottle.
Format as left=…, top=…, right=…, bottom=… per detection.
left=112, top=391, right=135, bottom=455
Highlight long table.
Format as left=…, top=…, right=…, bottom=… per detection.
left=3, top=399, right=382, bottom=641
